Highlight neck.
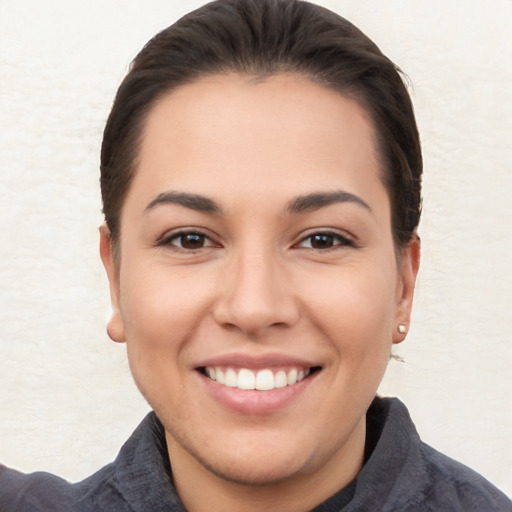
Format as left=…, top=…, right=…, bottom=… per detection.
left=166, top=418, right=366, bottom=512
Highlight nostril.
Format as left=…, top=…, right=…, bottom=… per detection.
left=213, top=299, right=300, bottom=336
left=269, top=321, right=291, bottom=329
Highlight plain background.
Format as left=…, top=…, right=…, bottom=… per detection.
left=1, top=0, right=511, bottom=496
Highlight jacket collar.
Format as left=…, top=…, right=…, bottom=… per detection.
left=113, top=397, right=426, bottom=512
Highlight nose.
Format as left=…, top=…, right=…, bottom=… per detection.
left=212, top=247, right=300, bottom=336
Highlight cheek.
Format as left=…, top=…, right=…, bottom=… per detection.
left=118, top=264, right=216, bottom=372
left=118, top=266, right=220, bottom=417
left=296, top=259, right=398, bottom=354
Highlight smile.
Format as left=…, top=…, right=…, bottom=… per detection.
left=203, top=366, right=319, bottom=391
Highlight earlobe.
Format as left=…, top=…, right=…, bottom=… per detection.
left=393, top=236, right=420, bottom=344
left=99, top=224, right=126, bottom=344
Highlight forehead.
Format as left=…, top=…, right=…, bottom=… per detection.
left=128, top=73, right=386, bottom=212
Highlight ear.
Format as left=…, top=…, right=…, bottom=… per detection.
left=393, top=236, right=420, bottom=344
left=99, top=224, right=126, bottom=343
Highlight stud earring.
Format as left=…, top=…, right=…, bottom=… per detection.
left=398, top=324, right=407, bottom=334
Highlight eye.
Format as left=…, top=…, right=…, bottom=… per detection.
left=297, top=231, right=355, bottom=250
left=159, top=230, right=218, bottom=250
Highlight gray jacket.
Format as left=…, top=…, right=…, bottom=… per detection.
left=1, top=397, right=510, bottom=511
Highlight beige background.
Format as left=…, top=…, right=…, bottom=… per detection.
left=1, top=0, right=511, bottom=495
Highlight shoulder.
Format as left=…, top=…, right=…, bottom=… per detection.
left=0, top=412, right=178, bottom=512
left=367, top=397, right=511, bottom=512
left=0, top=464, right=73, bottom=512
left=0, top=462, right=132, bottom=512
left=412, top=442, right=512, bottom=512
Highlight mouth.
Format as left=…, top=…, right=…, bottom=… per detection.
left=199, top=365, right=322, bottom=391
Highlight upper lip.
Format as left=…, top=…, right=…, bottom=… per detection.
left=194, top=352, right=321, bottom=370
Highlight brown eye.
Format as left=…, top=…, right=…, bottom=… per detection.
left=178, top=233, right=206, bottom=249
left=310, top=234, right=336, bottom=249
left=297, top=231, right=355, bottom=250
left=159, top=231, right=218, bottom=250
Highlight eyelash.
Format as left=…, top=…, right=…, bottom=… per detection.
left=294, top=230, right=356, bottom=250
left=157, top=230, right=220, bottom=252
left=157, top=228, right=356, bottom=252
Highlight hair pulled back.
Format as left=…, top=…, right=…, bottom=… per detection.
left=101, top=0, right=422, bottom=252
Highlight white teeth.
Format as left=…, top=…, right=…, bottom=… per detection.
left=225, top=369, right=237, bottom=388
left=274, top=370, right=288, bottom=388
left=255, top=369, right=274, bottom=390
left=204, top=366, right=314, bottom=391
left=237, top=368, right=255, bottom=390
left=287, top=369, right=298, bottom=385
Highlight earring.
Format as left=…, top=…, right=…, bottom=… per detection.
left=398, top=324, right=407, bottom=334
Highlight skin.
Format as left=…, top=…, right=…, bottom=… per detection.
left=100, top=73, right=419, bottom=512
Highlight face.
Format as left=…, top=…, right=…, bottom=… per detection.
left=101, top=74, right=418, bottom=497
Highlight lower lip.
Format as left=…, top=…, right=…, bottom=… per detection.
left=198, top=371, right=318, bottom=415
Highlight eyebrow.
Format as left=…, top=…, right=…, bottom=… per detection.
left=144, top=189, right=371, bottom=216
left=145, top=191, right=222, bottom=214
left=287, top=190, right=372, bottom=214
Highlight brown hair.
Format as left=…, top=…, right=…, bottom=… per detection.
left=101, top=0, right=422, bottom=253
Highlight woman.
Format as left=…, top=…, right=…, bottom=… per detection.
left=1, top=0, right=510, bottom=510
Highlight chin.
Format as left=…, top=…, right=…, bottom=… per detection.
left=189, top=444, right=310, bottom=486
left=166, top=419, right=317, bottom=487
